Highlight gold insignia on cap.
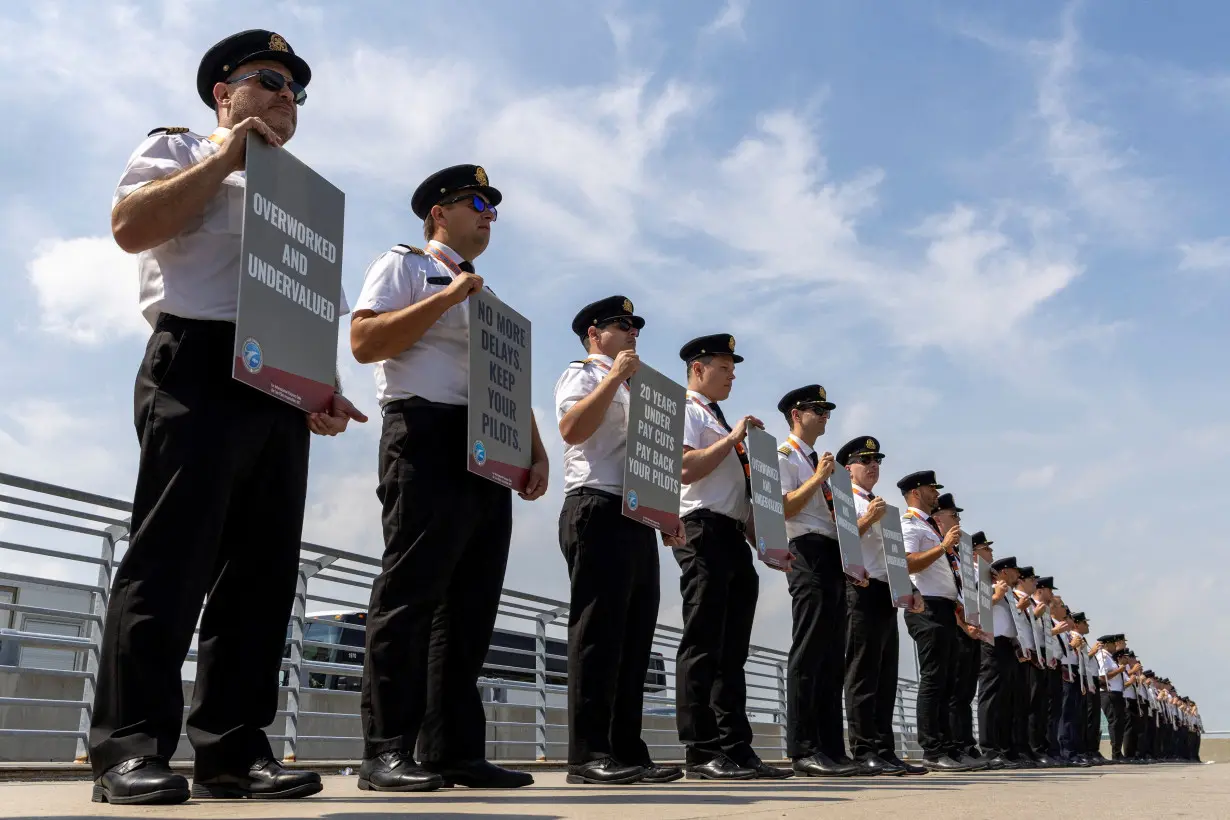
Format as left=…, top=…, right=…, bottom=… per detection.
left=475, top=166, right=489, bottom=186
left=269, top=33, right=289, bottom=52
left=866, top=438, right=877, bottom=451
left=728, top=336, right=736, bottom=351
left=818, top=387, right=827, bottom=401
left=622, top=298, right=633, bottom=313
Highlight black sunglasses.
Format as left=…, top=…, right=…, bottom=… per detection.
left=227, top=68, right=307, bottom=106
left=599, top=317, right=637, bottom=332
left=852, top=454, right=885, bottom=465
left=441, top=193, right=498, bottom=220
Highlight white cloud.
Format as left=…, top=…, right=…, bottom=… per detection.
left=1031, top=4, right=1165, bottom=242
left=702, top=0, right=750, bottom=39
left=1015, top=464, right=1056, bottom=489
left=27, top=236, right=148, bottom=344
left=1178, top=237, right=1230, bottom=274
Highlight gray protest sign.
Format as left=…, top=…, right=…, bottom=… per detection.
left=959, top=532, right=979, bottom=627
left=977, top=556, right=994, bottom=645
left=745, top=428, right=789, bottom=570
left=623, top=364, right=685, bottom=532
left=467, top=290, right=532, bottom=491
left=878, top=504, right=915, bottom=608
left=234, top=132, right=344, bottom=413
left=827, top=466, right=868, bottom=581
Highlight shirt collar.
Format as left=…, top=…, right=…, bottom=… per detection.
left=786, top=433, right=814, bottom=457
left=906, top=506, right=932, bottom=522
left=207, top=127, right=231, bottom=146
left=427, top=240, right=464, bottom=265
left=686, top=389, right=719, bottom=405
left=586, top=353, right=614, bottom=366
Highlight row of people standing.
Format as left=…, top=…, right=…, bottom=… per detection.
left=84, top=29, right=1201, bottom=806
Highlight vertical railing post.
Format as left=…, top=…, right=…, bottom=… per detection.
left=533, top=606, right=569, bottom=763
left=76, top=523, right=124, bottom=764
left=282, top=555, right=336, bottom=763
left=777, top=659, right=788, bottom=760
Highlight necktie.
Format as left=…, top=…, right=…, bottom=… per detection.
left=925, top=515, right=963, bottom=596
left=460, top=261, right=475, bottom=273
left=709, top=402, right=751, bottom=495
left=807, top=452, right=818, bottom=469
left=808, top=451, right=836, bottom=520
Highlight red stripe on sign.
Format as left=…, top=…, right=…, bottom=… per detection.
left=469, top=457, right=530, bottom=493
left=623, top=504, right=680, bottom=534
left=233, top=358, right=334, bottom=414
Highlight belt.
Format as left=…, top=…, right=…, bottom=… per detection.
left=682, top=508, right=746, bottom=533
left=565, top=487, right=620, bottom=501
left=381, top=396, right=465, bottom=417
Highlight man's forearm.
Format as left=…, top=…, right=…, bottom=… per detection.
left=681, top=437, right=736, bottom=484
left=530, top=414, right=547, bottom=463
left=558, top=375, right=621, bottom=445
left=350, top=293, right=457, bottom=363
left=112, top=154, right=232, bottom=253
left=906, top=544, right=945, bottom=573
left=783, top=472, right=824, bottom=518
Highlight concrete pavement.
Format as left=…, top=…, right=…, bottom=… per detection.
left=0, top=763, right=1223, bottom=819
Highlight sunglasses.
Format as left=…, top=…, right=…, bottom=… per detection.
left=851, top=454, right=884, bottom=465
left=441, top=194, right=498, bottom=221
left=227, top=68, right=307, bottom=106
left=599, top=317, right=637, bottom=332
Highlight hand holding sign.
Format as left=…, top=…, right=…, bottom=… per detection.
left=864, top=496, right=888, bottom=524
left=729, top=414, right=763, bottom=444
left=448, top=272, right=485, bottom=304
left=519, top=458, right=548, bottom=501
left=816, top=452, right=836, bottom=481
left=217, top=116, right=283, bottom=171
left=611, top=349, right=641, bottom=382
left=307, top=393, right=369, bottom=436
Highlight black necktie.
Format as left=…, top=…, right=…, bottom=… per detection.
left=709, top=402, right=751, bottom=496
left=925, top=515, right=963, bottom=596
left=460, top=261, right=475, bottom=273
left=808, top=452, right=819, bottom=469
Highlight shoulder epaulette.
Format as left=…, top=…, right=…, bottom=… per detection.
left=392, top=243, right=425, bottom=256
left=147, top=126, right=189, bottom=137
left=776, top=444, right=791, bottom=455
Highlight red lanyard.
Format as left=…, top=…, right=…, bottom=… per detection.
left=585, top=356, right=629, bottom=393
left=424, top=243, right=464, bottom=277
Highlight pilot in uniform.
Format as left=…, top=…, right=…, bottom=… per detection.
left=554, top=296, right=683, bottom=786
left=838, top=436, right=927, bottom=776
left=89, top=30, right=365, bottom=805
left=898, top=471, right=970, bottom=771
left=673, top=335, right=789, bottom=780
left=351, top=165, right=548, bottom=791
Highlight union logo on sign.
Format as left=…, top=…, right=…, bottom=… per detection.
left=626, top=490, right=639, bottom=511
left=472, top=441, right=487, bottom=466
left=757, top=536, right=766, bottom=555
left=242, top=338, right=263, bottom=374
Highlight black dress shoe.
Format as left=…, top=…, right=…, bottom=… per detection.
left=566, top=758, right=646, bottom=785
left=1034, top=754, right=1060, bottom=768
left=792, top=752, right=858, bottom=777
left=850, top=752, right=888, bottom=776
left=92, top=757, right=189, bottom=805
left=873, top=754, right=907, bottom=776
left=921, top=755, right=970, bottom=772
left=744, top=756, right=793, bottom=779
left=424, top=759, right=533, bottom=789
left=191, top=759, right=322, bottom=800
left=358, top=752, right=444, bottom=792
left=880, top=754, right=928, bottom=775
left=953, top=752, right=991, bottom=771
left=639, top=763, right=684, bottom=783
left=685, top=755, right=757, bottom=780
left=983, top=755, right=1007, bottom=770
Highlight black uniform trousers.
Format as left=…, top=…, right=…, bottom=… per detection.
left=1100, top=690, right=1126, bottom=760
left=89, top=316, right=310, bottom=779
left=1058, top=674, right=1085, bottom=758
left=1141, top=706, right=1156, bottom=757
left=1026, top=661, right=1050, bottom=757
left=360, top=398, right=513, bottom=762
left=1123, top=696, right=1140, bottom=758
left=673, top=510, right=758, bottom=765
left=1045, top=666, right=1064, bottom=756
left=904, top=596, right=959, bottom=759
left=976, top=636, right=1018, bottom=758
left=785, top=533, right=848, bottom=760
left=844, top=578, right=899, bottom=760
left=949, top=632, right=981, bottom=758
left=1013, top=660, right=1038, bottom=758
left=1086, top=687, right=1103, bottom=756
left=558, top=488, right=659, bottom=766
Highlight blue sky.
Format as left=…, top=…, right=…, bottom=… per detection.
left=1, top=0, right=1227, bottom=728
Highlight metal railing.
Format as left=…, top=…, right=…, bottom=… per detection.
left=0, top=471, right=921, bottom=764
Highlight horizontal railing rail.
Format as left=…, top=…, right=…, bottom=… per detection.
left=0, top=471, right=921, bottom=764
